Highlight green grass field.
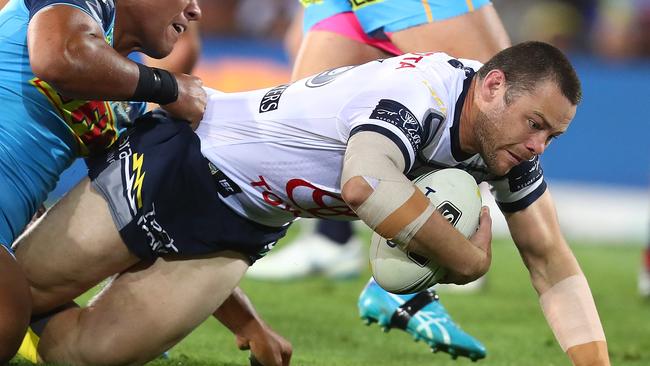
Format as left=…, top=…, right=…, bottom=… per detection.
left=11, top=229, right=650, bottom=366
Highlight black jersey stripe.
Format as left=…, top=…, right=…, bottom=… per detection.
left=496, top=180, right=547, bottom=212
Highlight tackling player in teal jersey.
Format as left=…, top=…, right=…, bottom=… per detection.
left=0, top=0, right=205, bottom=361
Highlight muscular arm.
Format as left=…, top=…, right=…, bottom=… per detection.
left=505, top=190, right=609, bottom=365
left=28, top=5, right=207, bottom=123
left=341, top=132, right=492, bottom=283
left=28, top=5, right=139, bottom=100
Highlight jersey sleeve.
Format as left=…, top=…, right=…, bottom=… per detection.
left=344, top=72, right=446, bottom=173
left=489, top=156, right=547, bottom=212
left=26, top=0, right=115, bottom=35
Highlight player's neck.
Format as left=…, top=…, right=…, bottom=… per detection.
left=458, top=78, right=479, bottom=155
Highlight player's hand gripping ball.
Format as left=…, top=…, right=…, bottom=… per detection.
left=369, top=168, right=482, bottom=294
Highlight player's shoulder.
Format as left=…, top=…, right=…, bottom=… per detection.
left=26, top=0, right=115, bottom=31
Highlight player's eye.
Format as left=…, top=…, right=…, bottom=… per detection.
left=528, top=119, right=542, bottom=130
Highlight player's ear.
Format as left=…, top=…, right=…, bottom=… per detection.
left=479, top=69, right=506, bottom=102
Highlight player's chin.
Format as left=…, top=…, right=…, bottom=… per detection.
left=488, top=159, right=513, bottom=177
left=152, top=43, right=176, bottom=60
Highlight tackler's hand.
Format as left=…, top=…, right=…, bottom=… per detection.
left=161, top=73, right=206, bottom=129
left=236, top=322, right=292, bottom=366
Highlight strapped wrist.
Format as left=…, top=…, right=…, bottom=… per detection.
left=130, top=62, right=179, bottom=105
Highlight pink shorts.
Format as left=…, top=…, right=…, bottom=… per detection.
left=311, top=12, right=402, bottom=56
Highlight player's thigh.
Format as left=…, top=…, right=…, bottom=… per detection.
left=0, top=249, right=31, bottom=362
left=67, top=251, right=248, bottom=365
left=389, top=4, right=510, bottom=62
left=13, top=178, right=139, bottom=313
left=292, top=30, right=389, bottom=81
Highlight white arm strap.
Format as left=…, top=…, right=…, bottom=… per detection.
left=342, top=132, right=432, bottom=247
left=540, top=274, right=606, bottom=351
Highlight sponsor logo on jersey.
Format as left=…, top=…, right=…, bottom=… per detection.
left=259, top=84, right=289, bottom=113
left=370, top=99, right=423, bottom=152
left=250, top=175, right=356, bottom=219
left=396, top=52, right=435, bottom=70
left=137, top=203, right=178, bottom=255
left=106, top=134, right=133, bottom=165
left=209, top=161, right=242, bottom=197
left=305, top=65, right=356, bottom=88
left=507, top=156, right=543, bottom=192
left=436, top=201, right=462, bottom=227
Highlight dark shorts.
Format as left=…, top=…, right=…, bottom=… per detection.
left=86, top=111, right=288, bottom=264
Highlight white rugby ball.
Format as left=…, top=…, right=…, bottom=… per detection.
left=369, top=168, right=482, bottom=294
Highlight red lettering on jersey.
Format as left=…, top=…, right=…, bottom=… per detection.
left=396, top=52, right=437, bottom=70
left=285, top=179, right=356, bottom=219
left=262, top=191, right=283, bottom=206
left=251, top=176, right=272, bottom=190
left=396, top=62, right=416, bottom=69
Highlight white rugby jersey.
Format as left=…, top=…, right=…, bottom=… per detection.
left=196, top=52, right=546, bottom=227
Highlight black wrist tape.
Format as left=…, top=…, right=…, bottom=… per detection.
left=130, top=62, right=179, bottom=105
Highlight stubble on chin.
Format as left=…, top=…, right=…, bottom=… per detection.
left=474, top=110, right=502, bottom=175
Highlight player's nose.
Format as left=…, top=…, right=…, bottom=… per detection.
left=185, top=0, right=202, bottom=21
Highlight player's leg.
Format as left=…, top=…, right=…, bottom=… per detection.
left=387, top=3, right=510, bottom=63
left=14, top=178, right=140, bottom=314
left=292, top=11, right=394, bottom=81
left=37, top=251, right=248, bottom=365
left=0, top=247, right=31, bottom=363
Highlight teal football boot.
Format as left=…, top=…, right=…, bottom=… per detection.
left=358, top=279, right=486, bottom=361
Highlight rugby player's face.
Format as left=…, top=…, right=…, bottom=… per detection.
left=140, top=0, right=201, bottom=58
left=476, top=80, right=576, bottom=176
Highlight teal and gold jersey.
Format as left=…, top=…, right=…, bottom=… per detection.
left=0, top=0, right=145, bottom=246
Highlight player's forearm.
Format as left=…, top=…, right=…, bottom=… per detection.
left=518, top=239, right=608, bottom=364
left=506, top=192, right=608, bottom=365
left=213, top=287, right=262, bottom=336
left=567, top=341, right=609, bottom=366
left=539, top=274, right=609, bottom=366
left=406, top=212, right=490, bottom=283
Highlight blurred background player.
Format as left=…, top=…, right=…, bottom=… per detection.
left=0, top=0, right=205, bottom=362
left=248, top=0, right=510, bottom=359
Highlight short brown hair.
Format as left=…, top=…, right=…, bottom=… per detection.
left=478, top=41, right=582, bottom=105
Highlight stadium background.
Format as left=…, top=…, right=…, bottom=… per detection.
left=33, top=0, right=650, bottom=365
